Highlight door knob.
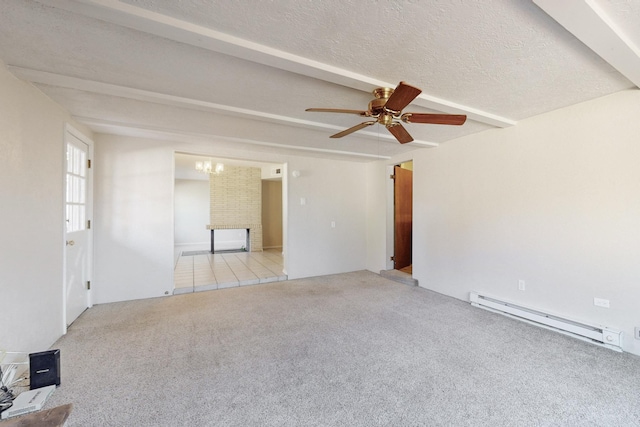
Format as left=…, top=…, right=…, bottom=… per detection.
left=66, top=240, right=75, bottom=246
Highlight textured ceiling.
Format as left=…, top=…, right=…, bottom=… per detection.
left=0, top=0, right=637, bottom=163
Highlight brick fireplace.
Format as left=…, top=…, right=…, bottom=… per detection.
left=207, top=165, right=263, bottom=252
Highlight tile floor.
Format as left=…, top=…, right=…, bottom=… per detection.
left=173, top=248, right=286, bottom=295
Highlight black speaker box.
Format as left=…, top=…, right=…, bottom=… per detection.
left=29, top=349, right=60, bottom=390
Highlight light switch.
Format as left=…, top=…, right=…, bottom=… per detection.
left=300, top=197, right=306, bottom=205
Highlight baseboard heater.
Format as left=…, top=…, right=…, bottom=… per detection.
left=469, top=292, right=622, bottom=352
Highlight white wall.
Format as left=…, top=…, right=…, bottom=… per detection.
left=365, top=161, right=391, bottom=272
left=93, top=136, right=176, bottom=303
left=174, top=179, right=209, bottom=246
left=377, top=90, right=640, bottom=356
left=286, top=157, right=368, bottom=278
left=0, top=63, right=93, bottom=356
left=93, top=135, right=369, bottom=304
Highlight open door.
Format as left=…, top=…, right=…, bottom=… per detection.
left=64, top=127, right=92, bottom=328
left=394, top=164, right=412, bottom=271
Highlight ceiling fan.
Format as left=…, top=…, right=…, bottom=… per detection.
left=306, top=81, right=467, bottom=144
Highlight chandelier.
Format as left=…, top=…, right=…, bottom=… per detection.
left=195, top=161, right=224, bottom=174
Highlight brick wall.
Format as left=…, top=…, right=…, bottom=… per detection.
left=208, top=165, right=262, bottom=251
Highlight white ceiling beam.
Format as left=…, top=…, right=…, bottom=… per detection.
left=74, top=116, right=392, bottom=161
left=36, top=0, right=516, bottom=128
left=9, top=66, right=439, bottom=147
left=534, top=0, right=640, bottom=88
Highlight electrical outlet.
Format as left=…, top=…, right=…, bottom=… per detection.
left=518, top=280, right=526, bottom=291
left=593, top=297, right=610, bottom=308
left=635, top=327, right=640, bottom=340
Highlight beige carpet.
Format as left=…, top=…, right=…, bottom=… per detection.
left=42, top=271, right=640, bottom=426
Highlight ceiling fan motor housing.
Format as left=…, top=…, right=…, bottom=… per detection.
left=368, top=98, right=387, bottom=115
left=369, top=87, right=394, bottom=115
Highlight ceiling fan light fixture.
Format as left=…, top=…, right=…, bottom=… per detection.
left=379, top=113, right=394, bottom=126
left=306, top=81, right=467, bottom=144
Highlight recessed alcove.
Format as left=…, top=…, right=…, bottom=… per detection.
left=209, top=227, right=257, bottom=253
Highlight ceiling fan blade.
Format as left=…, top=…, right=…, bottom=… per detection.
left=384, top=81, right=422, bottom=113
left=306, top=108, right=369, bottom=116
left=402, top=113, right=467, bottom=125
left=387, top=123, right=414, bottom=144
left=330, top=121, right=375, bottom=138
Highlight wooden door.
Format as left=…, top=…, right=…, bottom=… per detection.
left=394, top=165, right=412, bottom=270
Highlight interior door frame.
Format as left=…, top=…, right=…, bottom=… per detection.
left=62, top=124, right=94, bottom=333
left=385, top=164, right=395, bottom=270
left=171, top=153, right=289, bottom=288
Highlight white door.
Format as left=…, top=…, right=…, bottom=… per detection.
left=64, top=131, right=91, bottom=326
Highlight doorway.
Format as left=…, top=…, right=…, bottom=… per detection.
left=393, top=161, right=413, bottom=274
left=63, top=125, right=93, bottom=329
left=172, top=154, right=287, bottom=292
